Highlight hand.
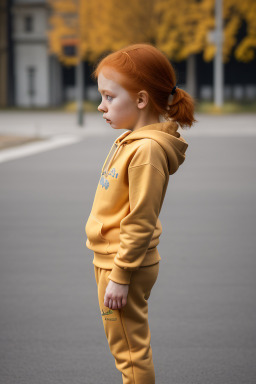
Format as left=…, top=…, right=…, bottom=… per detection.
left=104, top=280, right=129, bottom=310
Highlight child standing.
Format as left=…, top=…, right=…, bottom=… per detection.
left=85, top=44, right=195, bottom=384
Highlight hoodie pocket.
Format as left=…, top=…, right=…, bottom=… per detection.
left=85, top=214, right=110, bottom=253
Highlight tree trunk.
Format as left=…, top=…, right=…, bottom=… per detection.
left=186, top=54, right=196, bottom=98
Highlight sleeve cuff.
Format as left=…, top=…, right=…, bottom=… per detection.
left=108, top=264, right=133, bottom=285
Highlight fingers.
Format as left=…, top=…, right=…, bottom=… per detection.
left=104, top=295, right=114, bottom=309
left=104, top=295, right=109, bottom=308
left=122, top=297, right=127, bottom=307
left=104, top=294, right=126, bottom=309
left=104, top=294, right=109, bottom=308
left=104, top=281, right=129, bottom=310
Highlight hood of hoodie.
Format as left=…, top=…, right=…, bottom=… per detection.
left=112, top=121, right=188, bottom=175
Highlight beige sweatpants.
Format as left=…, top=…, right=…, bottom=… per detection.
left=94, top=263, right=159, bottom=384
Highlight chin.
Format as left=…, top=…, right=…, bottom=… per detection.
left=112, top=123, right=129, bottom=130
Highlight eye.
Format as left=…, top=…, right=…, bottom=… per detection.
left=106, top=95, right=113, bottom=101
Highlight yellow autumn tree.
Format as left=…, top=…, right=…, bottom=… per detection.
left=48, top=0, right=157, bottom=65
left=79, top=0, right=156, bottom=60
left=108, top=0, right=156, bottom=50
left=155, top=0, right=213, bottom=61
left=155, top=0, right=256, bottom=63
left=204, top=0, right=256, bottom=62
left=154, top=0, right=213, bottom=95
left=48, top=0, right=78, bottom=65
left=48, top=0, right=113, bottom=64
left=235, top=1, right=256, bottom=61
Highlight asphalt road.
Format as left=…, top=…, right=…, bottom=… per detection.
left=0, top=117, right=256, bottom=384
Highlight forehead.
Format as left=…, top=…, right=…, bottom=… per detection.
left=97, top=67, right=125, bottom=92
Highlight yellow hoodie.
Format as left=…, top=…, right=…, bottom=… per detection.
left=85, top=121, right=188, bottom=284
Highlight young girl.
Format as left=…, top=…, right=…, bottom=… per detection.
left=85, top=44, right=195, bottom=384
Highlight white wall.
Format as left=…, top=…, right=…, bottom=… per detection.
left=12, top=4, right=56, bottom=107
left=13, top=6, right=47, bottom=38
left=14, top=43, right=49, bottom=106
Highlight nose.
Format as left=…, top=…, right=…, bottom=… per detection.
left=98, top=100, right=107, bottom=113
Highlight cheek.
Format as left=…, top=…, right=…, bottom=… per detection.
left=117, top=105, right=137, bottom=122
left=116, top=98, right=137, bottom=115
left=126, top=103, right=138, bottom=119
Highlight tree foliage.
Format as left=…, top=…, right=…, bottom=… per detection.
left=154, top=0, right=214, bottom=61
left=226, top=0, right=256, bottom=62
left=155, top=0, right=256, bottom=63
left=47, top=0, right=256, bottom=65
left=48, top=0, right=78, bottom=65
left=48, top=0, right=156, bottom=64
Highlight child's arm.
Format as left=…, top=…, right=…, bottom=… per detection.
left=108, top=143, right=168, bottom=285
left=104, top=280, right=129, bottom=309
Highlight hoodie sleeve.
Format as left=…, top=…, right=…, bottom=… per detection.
left=108, top=140, right=169, bottom=284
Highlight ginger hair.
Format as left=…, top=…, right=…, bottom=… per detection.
left=93, top=44, right=196, bottom=128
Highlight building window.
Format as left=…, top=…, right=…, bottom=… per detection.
left=27, top=67, right=36, bottom=104
left=24, top=15, right=33, bottom=32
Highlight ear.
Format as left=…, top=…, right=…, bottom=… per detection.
left=136, top=90, right=149, bottom=110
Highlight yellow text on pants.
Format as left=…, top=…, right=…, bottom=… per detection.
left=94, top=263, right=159, bottom=384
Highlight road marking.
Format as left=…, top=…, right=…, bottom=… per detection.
left=0, top=135, right=81, bottom=164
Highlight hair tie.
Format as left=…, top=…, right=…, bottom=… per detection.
left=167, top=85, right=178, bottom=108
left=171, top=86, right=177, bottom=95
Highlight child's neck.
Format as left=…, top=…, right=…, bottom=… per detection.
left=131, top=111, right=160, bottom=132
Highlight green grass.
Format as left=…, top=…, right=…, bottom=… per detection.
left=196, top=100, right=256, bottom=114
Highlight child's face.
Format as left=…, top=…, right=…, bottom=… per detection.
left=97, top=68, right=140, bottom=131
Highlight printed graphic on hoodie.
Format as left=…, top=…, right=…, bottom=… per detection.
left=100, top=167, right=119, bottom=190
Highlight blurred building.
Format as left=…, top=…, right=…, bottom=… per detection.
left=11, top=0, right=62, bottom=107
left=0, top=0, right=14, bottom=107
left=196, top=53, right=256, bottom=102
